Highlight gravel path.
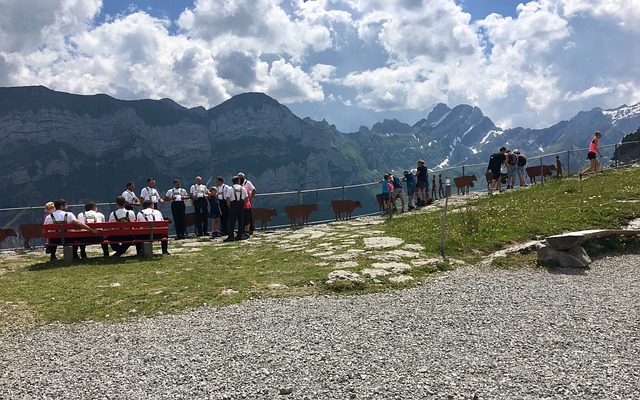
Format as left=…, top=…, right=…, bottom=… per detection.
left=1, top=255, right=639, bottom=399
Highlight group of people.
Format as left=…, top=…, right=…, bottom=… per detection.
left=380, top=159, right=434, bottom=213
left=120, top=173, right=257, bottom=243
left=43, top=197, right=169, bottom=260
left=487, top=131, right=603, bottom=193
left=43, top=172, right=258, bottom=260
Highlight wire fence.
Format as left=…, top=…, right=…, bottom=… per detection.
left=1, top=141, right=638, bottom=250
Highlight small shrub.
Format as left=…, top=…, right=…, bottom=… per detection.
left=326, top=279, right=365, bottom=292
left=458, top=207, right=480, bottom=234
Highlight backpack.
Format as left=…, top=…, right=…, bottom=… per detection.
left=488, top=153, right=501, bottom=169
left=508, top=154, right=518, bottom=165
left=517, top=155, right=527, bottom=167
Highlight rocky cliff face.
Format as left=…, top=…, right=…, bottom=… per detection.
left=0, top=87, right=367, bottom=208
left=1, top=86, right=639, bottom=210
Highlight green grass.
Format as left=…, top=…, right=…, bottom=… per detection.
left=385, top=168, right=640, bottom=261
left=1, top=168, right=639, bottom=326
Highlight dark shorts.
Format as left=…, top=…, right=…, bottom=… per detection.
left=381, top=192, right=390, bottom=200
left=587, top=151, right=597, bottom=160
left=416, top=180, right=428, bottom=189
left=243, top=208, right=253, bottom=224
left=490, top=168, right=501, bottom=180
left=210, top=205, right=220, bottom=218
left=406, top=183, right=416, bottom=193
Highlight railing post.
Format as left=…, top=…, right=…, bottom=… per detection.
left=342, top=186, right=346, bottom=200
left=462, top=165, right=465, bottom=176
left=298, top=190, right=302, bottom=205
left=540, top=157, right=544, bottom=186
left=566, top=150, right=570, bottom=177
left=614, top=144, right=619, bottom=169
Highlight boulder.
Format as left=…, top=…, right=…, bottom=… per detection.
left=537, top=244, right=592, bottom=268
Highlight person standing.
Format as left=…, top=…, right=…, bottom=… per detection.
left=238, top=172, right=256, bottom=235
left=137, top=200, right=170, bottom=255
left=215, top=176, right=231, bottom=237
left=514, top=150, right=528, bottom=187
left=140, top=177, right=164, bottom=206
left=402, top=170, right=416, bottom=210
left=190, top=176, right=209, bottom=236
left=487, top=147, right=507, bottom=194
left=415, top=160, right=430, bottom=206
left=165, top=179, right=188, bottom=239
left=580, top=131, right=604, bottom=179
left=556, top=155, right=564, bottom=177
left=390, top=174, right=405, bottom=212
left=224, top=176, right=248, bottom=242
left=208, top=186, right=222, bottom=238
left=122, top=182, right=141, bottom=210
left=44, top=199, right=99, bottom=261
left=77, top=202, right=109, bottom=258
left=506, top=150, right=518, bottom=189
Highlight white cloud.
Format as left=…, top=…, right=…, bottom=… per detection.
left=0, top=0, right=638, bottom=133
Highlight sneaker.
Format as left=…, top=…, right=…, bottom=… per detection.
left=223, top=237, right=235, bottom=243
left=408, top=204, right=414, bottom=210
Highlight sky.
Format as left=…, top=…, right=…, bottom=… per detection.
left=1, top=0, right=639, bottom=132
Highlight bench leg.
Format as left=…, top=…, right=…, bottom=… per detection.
left=142, top=242, right=154, bottom=259
left=63, top=247, right=74, bottom=264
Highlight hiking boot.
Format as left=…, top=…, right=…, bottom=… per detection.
left=408, top=204, right=414, bottom=210
left=579, top=173, right=583, bottom=180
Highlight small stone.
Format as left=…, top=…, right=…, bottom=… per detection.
left=279, top=388, right=293, bottom=395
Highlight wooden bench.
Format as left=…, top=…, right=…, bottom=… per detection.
left=43, top=220, right=169, bottom=263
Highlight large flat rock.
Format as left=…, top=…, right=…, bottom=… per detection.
left=546, top=229, right=640, bottom=251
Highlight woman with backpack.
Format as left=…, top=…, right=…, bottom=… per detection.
left=513, top=149, right=527, bottom=187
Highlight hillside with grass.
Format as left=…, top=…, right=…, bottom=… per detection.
left=1, top=168, right=638, bottom=327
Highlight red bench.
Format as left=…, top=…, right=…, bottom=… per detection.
left=43, top=220, right=169, bottom=263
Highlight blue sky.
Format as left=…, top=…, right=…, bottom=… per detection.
left=1, top=0, right=639, bottom=132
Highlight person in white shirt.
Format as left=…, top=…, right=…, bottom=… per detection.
left=44, top=199, right=100, bottom=261
left=223, top=176, right=248, bottom=242
left=109, top=196, right=137, bottom=257
left=215, top=176, right=231, bottom=236
left=77, top=202, right=109, bottom=258
left=122, top=182, right=141, bottom=210
left=190, top=176, right=209, bottom=236
left=137, top=200, right=170, bottom=255
left=238, top=172, right=257, bottom=237
left=164, top=179, right=188, bottom=239
left=140, top=177, right=164, bottom=205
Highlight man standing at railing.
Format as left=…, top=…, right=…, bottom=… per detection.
left=140, top=177, right=164, bottom=206
left=415, top=160, right=430, bottom=206
left=224, top=176, right=248, bottom=242
left=238, top=172, right=256, bottom=237
left=215, top=176, right=231, bottom=237
left=190, top=176, right=209, bottom=237
left=165, top=179, right=188, bottom=240
left=403, top=170, right=416, bottom=210
left=487, top=147, right=507, bottom=194
left=122, top=182, right=141, bottom=211
left=44, top=199, right=100, bottom=261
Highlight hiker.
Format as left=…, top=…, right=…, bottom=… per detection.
left=390, top=174, right=405, bottom=213
left=415, top=160, right=430, bottom=206
left=403, top=169, right=416, bottom=210
left=514, top=150, right=527, bottom=187
left=580, top=131, right=603, bottom=179
left=487, top=147, right=507, bottom=194
left=506, top=150, right=518, bottom=189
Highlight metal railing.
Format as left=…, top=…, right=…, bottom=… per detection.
left=1, top=141, right=638, bottom=249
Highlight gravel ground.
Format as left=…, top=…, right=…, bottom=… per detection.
left=1, top=255, right=639, bottom=400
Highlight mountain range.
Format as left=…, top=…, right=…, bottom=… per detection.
left=1, top=85, right=639, bottom=217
